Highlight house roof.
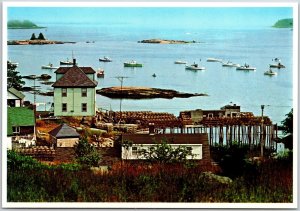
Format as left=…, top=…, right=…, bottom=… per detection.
left=7, top=107, right=35, bottom=136
left=8, top=87, right=25, bottom=99
left=122, top=133, right=208, bottom=145
left=52, top=65, right=98, bottom=88
left=49, top=123, right=80, bottom=138
left=55, top=66, right=95, bottom=74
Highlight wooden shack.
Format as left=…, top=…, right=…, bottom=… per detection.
left=49, top=123, right=80, bottom=148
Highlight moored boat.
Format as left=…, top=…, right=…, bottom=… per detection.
left=41, top=63, right=58, bottom=69
left=236, top=64, right=256, bottom=71
left=269, top=58, right=285, bottom=69
left=99, top=56, right=112, bottom=62
left=174, top=60, right=187, bottom=64
left=60, top=58, right=77, bottom=65
left=185, top=63, right=205, bottom=70
left=97, top=69, right=105, bottom=78
left=207, top=58, right=222, bottom=62
left=222, top=61, right=240, bottom=67
left=124, top=60, right=143, bottom=67
left=264, top=68, right=277, bottom=76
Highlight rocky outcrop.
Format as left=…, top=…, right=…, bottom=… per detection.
left=8, top=40, right=76, bottom=45
left=97, top=86, right=208, bottom=99
left=138, top=39, right=198, bottom=44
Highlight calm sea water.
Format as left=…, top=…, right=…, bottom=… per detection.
left=7, top=23, right=293, bottom=124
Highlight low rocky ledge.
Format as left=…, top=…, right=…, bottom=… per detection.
left=8, top=39, right=76, bottom=45
left=97, top=86, right=208, bottom=99
left=138, top=39, right=198, bottom=44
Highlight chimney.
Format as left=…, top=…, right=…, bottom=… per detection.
left=73, top=58, right=76, bottom=66
left=149, top=123, right=155, bottom=135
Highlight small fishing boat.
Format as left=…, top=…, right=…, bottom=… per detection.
left=264, top=68, right=277, bottom=76
left=97, top=69, right=105, bottom=78
left=222, top=61, right=240, bottom=67
left=185, top=63, right=205, bottom=70
left=207, top=58, right=222, bottom=62
left=152, top=73, right=157, bottom=77
left=41, top=63, right=58, bottom=69
left=174, top=60, right=187, bottom=64
left=236, top=64, right=256, bottom=71
left=99, top=56, right=112, bottom=62
left=269, top=58, right=285, bottom=69
left=60, top=58, right=77, bottom=65
left=124, top=60, right=143, bottom=67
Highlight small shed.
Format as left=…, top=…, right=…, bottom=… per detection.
left=49, top=123, right=80, bottom=148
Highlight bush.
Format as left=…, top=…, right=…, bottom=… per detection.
left=74, top=138, right=101, bottom=168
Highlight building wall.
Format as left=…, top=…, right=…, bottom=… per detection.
left=53, top=87, right=96, bottom=116
left=57, top=138, right=79, bottom=147
left=122, top=144, right=203, bottom=160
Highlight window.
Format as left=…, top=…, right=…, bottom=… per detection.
left=132, top=146, right=138, bottom=156
left=62, top=88, right=67, bottom=97
left=62, top=103, right=67, bottom=112
left=12, top=126, right=20, bottom=134
left=186, top=146, right=193, bottom=152
left=82, top=103, right=87, bottom=112
left=81, top=88, right=87, bottom=97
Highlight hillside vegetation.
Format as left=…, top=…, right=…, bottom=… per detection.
left=273, top=18, right=293, bottom=28
left=8, top=20, right=45, bottom=29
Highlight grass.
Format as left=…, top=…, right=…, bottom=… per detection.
left=7, top=149, right=293, bottom=203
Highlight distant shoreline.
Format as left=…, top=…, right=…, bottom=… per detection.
left=8, top=27, right=47, bottom=29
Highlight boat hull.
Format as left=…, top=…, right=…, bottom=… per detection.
left=99, top=58, right=112, bottom=62
left=42, top=65, right=58, bottom=69
left=185, top=66, right=205, bottom=70
left=124, top=63, right=143, bottom=67
left=174, top=61, right=187, bottom=64
left=269, top=64, right=285, bottom=68
left=236, top=67, right=256, bottom=71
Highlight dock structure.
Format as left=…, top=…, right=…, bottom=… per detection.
left=96, top=105, right=279, bottom=149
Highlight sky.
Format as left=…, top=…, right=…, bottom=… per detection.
left=7, top=6, right=293, bottom=29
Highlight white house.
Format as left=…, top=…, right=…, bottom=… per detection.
left=121, top=133, right=210, bottom=161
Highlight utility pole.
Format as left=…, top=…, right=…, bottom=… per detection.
left=260, top=105, right=265, bottom=158
left=114, top=76, right=129, bottom=124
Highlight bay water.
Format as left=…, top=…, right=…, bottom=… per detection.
left=7, top=23, right=293, bottom=124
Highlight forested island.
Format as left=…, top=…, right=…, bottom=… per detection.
left=8, top=20, right=46, bottom=29
left=272, top=18, right=293, bottom=28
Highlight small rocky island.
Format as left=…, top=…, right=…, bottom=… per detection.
left=8, top=32, right=75, bottom=45
left=138, top=39, right=198, bottom=44
left=97, top=86, right=208, bottom=99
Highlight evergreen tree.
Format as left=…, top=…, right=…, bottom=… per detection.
left=37, top=32, right=45, bottom=40
left=30, top=33, right=36, bottom=40
left=74, top=137, right=101, bottom=168
left=7, top=61, right=25, bottom=90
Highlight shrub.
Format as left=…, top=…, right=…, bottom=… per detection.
left=74, top=138, right=101, bottom=168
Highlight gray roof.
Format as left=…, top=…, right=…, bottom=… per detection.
left=49, top=123, right=80, bottom=138
left=8, top=87, right=25, bottom=99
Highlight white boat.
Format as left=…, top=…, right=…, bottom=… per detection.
left=41, top=63, right=58, bottom=69
left=236, top=64, right=256, bottom=71
left=222, top=61, right=240, bottom=67
left=174, top=60, right=187, bottom=64
left=185, top=63, right=205, bottom=70
left=264, top=69, right=277, bottom=76
left=207, top=58, right=223, bottom=62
